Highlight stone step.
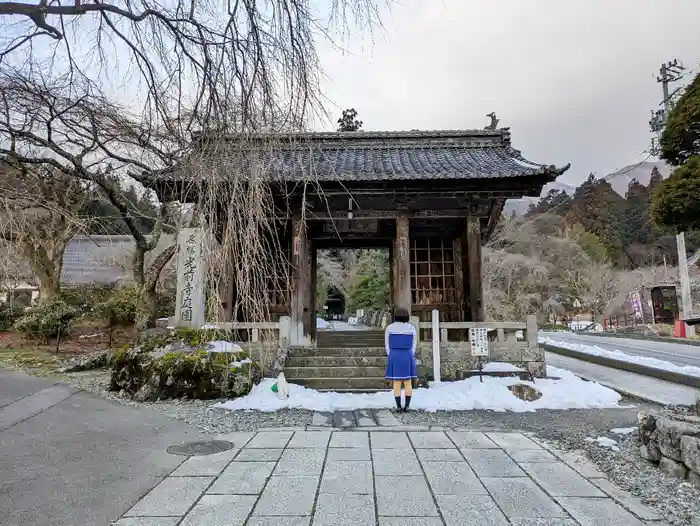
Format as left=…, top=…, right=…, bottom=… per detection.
left=289, top=347, right=386, bottom=358
left=284, top=366, right=386, bottom=378
left=316, top=331, right=384, bottom=348
left=286, top=355, right=388, bottom=367
left=288, top=377, right=390, bottom=391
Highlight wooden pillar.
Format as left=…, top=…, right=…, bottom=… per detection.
left=309, top=243, right=318, bottom=343
left=466, top=215, right=485, bottom=322
left=393, top=213, right=411, bottom=313
left=291, top=214, right=312, bottom=346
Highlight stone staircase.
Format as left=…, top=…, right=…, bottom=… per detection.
left=285, top=330, right=389, bottom=392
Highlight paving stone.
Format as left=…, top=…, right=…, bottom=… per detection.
left=214, top=431, right=255, bottom=447
left=247, top=431, right=293, bottom=448
left=311, top=412, right=333, bottom=426
left=552, top=450, right=606, bottom=478
left=113, top=519, right=181, bottom=526
left=180, top=494, right=257, bottom=526
left=330, top=431, right=368, bottom=448
left=355, top=409, right=377, bottom=427
left=509, top=520, right=578, bottom=525
left=371, top=431, right=410, bottom=449
left=253, top=476, right=319, bottom=516
left=379, top=519, right=443, bottom=526
left=590, top=478, right=662, bottom=521
left=509, top=449, right=559, bottom=463
left=557, top=497, right=645, bottom=525
left=320, top=461, right=373, bottom=494
left=245, top=518, right=310, bottom=526
left=447, top=431, right=499, bottom=449
left=374, top=409, right=400, bottom=427
left=416, top=448, right=465, bottom=462
left=375, top=476, right=439, bottom=517
left=373, top=448, right=421, bottom=475
left=486, top=432, right=540, bottom=451
left=235, top=448, right=283, bottom=462
left=422, top=461, right=486, bottom=495
left=462, top=448, right=526, bottom=477
left=170, top=449, right=238, bottom=477
left=481, top=477, right=567, bottom=519
left=125, top=477, right=213, bottom=517
left=333, top=411, right=356, bottom=428
left=436, top=494, right=509, bottom=526
left=519, top=462, right=605, bottom=497
left=287, top=431, right=331, bottom=448
left=327, top=447, right=371, bottom=461
left=313, top=494, right=375, bottom=526
left=274, top=448, right=326, bottom=476
left=207, top=462, right=275, bottom=494
left=409, top=431, right=455, bottom=449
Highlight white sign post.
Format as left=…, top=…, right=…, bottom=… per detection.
left=175, top=228, right=206, bottom=328
left=431, top=309, right=441, bottom=383
left=469, top=327, right=489, bottom=383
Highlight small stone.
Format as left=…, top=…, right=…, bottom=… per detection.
left=681, top=436, right=700, bottom=474
left=687, top=470, right=700, bottom=488
left=639, top=442, right=661, bottom=463
left=654, top=417, right=700, bottom=461
left=507, top=384, right=543, bottom=402
left=659, top=456, right=688, bottom=480
left=637, top=411, right=657, bottom=445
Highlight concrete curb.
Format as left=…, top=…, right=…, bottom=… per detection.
left=541, top=343, right=700, bottom=389
left=581, top=331, right=700, bottom=347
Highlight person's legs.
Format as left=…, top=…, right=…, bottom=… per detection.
left=392, top=380, right=402, bottom=410
left=403, top=379, right=413, bottom=411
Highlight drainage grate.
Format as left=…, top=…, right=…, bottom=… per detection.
left=166, top=440, right=234, bottom=456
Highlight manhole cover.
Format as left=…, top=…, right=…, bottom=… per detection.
left=167, top=440, right=234, bottom=456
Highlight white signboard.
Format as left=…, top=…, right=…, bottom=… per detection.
left=469, top=327, right=489, bottom=357
left=175, top=228, right=206, bottom=328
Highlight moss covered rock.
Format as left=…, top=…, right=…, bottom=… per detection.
left=110, top=328, right=262, bottom=401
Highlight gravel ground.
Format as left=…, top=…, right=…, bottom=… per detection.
left=13, top=366, right=700, bottom=524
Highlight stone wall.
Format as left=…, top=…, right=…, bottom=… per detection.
left=416, top=342, right=546, bottom=381
left=638, top=412, right=700, bottom=487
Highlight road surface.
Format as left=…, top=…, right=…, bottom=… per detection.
left=542, top=331, right=700, bottom=369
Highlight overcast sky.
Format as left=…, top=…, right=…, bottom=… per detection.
left=315, top=0, right=700, bottom=185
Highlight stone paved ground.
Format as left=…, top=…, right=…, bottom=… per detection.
left=115, top=429, right=665, bottom=525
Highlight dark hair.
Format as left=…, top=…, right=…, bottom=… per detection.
left=393, top=307, right=410, bottom=323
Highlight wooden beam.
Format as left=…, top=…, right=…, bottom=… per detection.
left=291, top=214, right=312, bottom=346
left=466, top=215, right=485, bottom=322
left=394, top=212, right=412, bottom=312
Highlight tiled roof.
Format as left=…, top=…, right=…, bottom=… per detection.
left=145, top=129, right=570, bottom=183
left=60, top=235, right=175, bottom=285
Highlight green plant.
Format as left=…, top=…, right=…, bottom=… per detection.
left=61, top=284, right=116, bottom=311
left=0, top=302, right=26, bottom=331
left=91, top=287, right=139, bottom=326
left=13, top=298, right=81, bottom=343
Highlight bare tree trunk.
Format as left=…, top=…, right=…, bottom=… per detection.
left=135, top=285, right=158, bottom=332
left=38, top=277, right=61, bottom=304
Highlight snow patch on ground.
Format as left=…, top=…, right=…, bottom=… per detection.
left=316, top=317, right=330, bottom=329
left=585, top=436, right=620, bottom=451
left=214, top=365, right=622, bottom=413
left=539, top=336, right=700, bottom=378
left=480, top=362, right=524, bottom=372
left=207, top=341, right=244, bottom=354
left=610, top=427, right=637, bottom=435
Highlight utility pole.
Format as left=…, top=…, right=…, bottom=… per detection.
left=649, top=59, right=694, bottom=336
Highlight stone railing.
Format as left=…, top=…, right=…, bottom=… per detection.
left=411, top=313, right=544, bottom=380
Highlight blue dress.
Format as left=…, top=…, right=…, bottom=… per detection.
left=384, top=321, right=418, bottom=380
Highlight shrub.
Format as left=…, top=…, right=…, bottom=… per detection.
left=14, top=299, right=81, bottom=343
left=156, top=287, right=176, bottom=319
left=91, top=287, right=139, bottom=327
left=61, top=283, right=117, bottom=311
left=0, top=302, right=26, bottom=331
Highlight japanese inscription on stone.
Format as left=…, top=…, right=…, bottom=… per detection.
left=175, top=228, right=205, bottom=328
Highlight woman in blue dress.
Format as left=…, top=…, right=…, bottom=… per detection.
left=384, top=307, right=417, bottom=412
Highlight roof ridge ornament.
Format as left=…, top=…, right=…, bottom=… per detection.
left=485, top=112, right=499, bottom=131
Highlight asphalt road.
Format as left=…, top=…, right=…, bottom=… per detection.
left=543, top=331, right=700, bottom=369
left=0, top=368, right=207, bottom=526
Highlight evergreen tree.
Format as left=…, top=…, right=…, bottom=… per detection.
left=337, top=108, right=363, bottom=132
left=525, top=188, right=572, bottom=217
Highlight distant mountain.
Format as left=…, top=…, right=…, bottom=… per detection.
left=504, top=181, right=577, bottom=217
left=504, top=161, right=671, bottom=216
left=602, top=160, right=670, bottom=196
